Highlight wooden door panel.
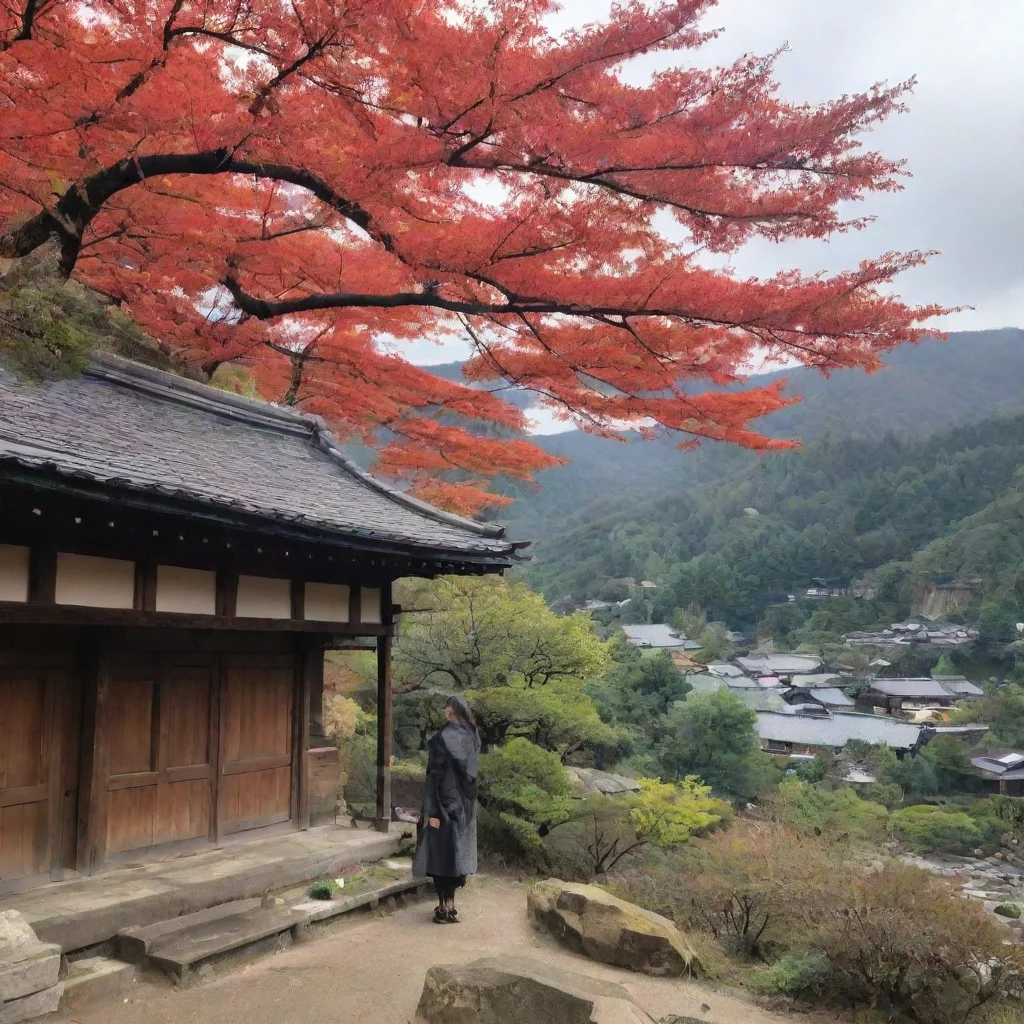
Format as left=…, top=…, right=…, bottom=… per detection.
left=0, top=672, right=57, bottom=886
left=220, top=663, right=294, bottom=834
left=104, top=662, right=214, bottom=856
left=156, top=780, right=209, bottom=845
left=107, top=786, right=156, bottom=855
left=0, top=803, right=47, bottom=879
left=164, top=675, right=209, bottom=769
left=108, top=677, right=155, bottom=776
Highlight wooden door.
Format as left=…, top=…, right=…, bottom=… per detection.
left=0, top=669, right=60, bottom=887
left=106, top=658, right=215, bottom=856
left=219, top=657, right=294, bottom=835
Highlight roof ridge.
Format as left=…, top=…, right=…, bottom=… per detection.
left=87, top=353, right=315, bottom=434
left=86, top=353, right=508, bottom=542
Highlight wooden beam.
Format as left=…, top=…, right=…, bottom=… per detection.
left=216, top=571, right=238, bottom=617
left=374, top=634, right=393, bottom=833
left=295, top=639, right=318, bottom=831
left=28, top=546, right=56, bottom=605
left=348, top=585, right=361, bottom=626
left=290, top=579, right=305, bottom=622
left=76, top=629, right=111, bottom=875
left=0, top=601, right=394, bottom=634
left=133, top=561, right=157, bottom=612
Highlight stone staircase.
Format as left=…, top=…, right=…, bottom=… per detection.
left=2, top=859, right=427, bottom=1020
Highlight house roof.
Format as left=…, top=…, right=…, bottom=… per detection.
left=795, top=686, right=856, bottom=708
left=706, top=662, right=747, bottom=678
left=737, top=653, right=823, bottom=675
left=792, top=673, right=843, bottom=688
left=870, top=677, right=984, bottom=699
left=0, top=356, right=517, bottom=562
left=756, top=711, right=922, bottom=750
left=936, top=676, right=985, bottom=697
left=622, top=624, right=689, bottom=648
left=972, top=752, right=1024, bottom=776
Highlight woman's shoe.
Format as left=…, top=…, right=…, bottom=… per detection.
left=446, top=908, right=459, bottom=924
left=432, top=906, right=449, bottom=924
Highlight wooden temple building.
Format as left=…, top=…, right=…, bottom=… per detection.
left=0, top=355, right=519, bottom=894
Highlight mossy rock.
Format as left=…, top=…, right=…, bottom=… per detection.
left=995, top=902, right=1021, bottom=919
left=528, top=879, right=701, bottom=978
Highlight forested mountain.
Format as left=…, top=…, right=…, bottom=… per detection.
left=521, top=410, right=1024, bottom=628
left=484, top=328, right=1024, bottom=536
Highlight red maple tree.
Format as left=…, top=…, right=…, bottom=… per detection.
left=0, top=0, right=943, bottom=513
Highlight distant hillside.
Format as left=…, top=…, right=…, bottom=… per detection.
left=520, top=409, right=1024, bottom=634
left=475, top=328, right=1024, bottom=535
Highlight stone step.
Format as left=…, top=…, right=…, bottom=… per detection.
left=118, top=901, right=307, bottom=984
left=118, top=898, right=262, bottom=964
left=60, top=957, right=137, bottom=1013
left=290, top=876, right=427, bottom=924
left=0, top=984, right=63, bottom=1024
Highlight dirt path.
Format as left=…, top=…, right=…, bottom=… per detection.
left=54, top=877, right=796, bottom=1024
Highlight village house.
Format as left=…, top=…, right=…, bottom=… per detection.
left=755, top=710, right=924, bottom=757
left=621, top=624, right=701, bottom=651
left=0, top=355, right=519, bottom=895
left=861, top=676, right=983, bottom=718
left=736, top=652, right=823, bottom=681
left=971, top=752, right=1024, bottom=796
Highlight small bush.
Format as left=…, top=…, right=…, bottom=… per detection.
left=748, top=950, right=833, bottom=1000
left=891, top=804, right=981, bottom=854
left=308, top=881, right=334, bottom=901
left=773, top=779, right=890, bottom=844
left=995, top=902, right=1021, bottom=919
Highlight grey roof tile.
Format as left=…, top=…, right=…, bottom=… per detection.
left=0, top=356, right=515, bottom=558
left=756, top=711, right=922, bottom=749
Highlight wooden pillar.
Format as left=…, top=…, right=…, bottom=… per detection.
left=374, top=634, right=393, bottom=832
left=294, top=637, right=318, bottom=831
left=76, top=628, right=111, bottom=875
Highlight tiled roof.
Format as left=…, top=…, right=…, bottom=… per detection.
left=795, top=686, right=856, bottom=708
left=0, top=356, right=517, bottom=559
left=622, top=624, right=688, bottom=648
left=737, top=654, right=823, bottom=675
left=756, top=711, right=922, bottom=749
left=870, top=677, right=984, bottom=699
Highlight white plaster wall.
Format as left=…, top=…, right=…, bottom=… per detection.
left=55, top=553, right=135, bottom=608
left=236, top=575, right=291, bottom=618
left=360, top=586, right=382, bottom=624
left=0, top=545, right=29, bottom=602
left=304, top=582, right=350, bottom=622
left=156, top=565, right=217, bottom=615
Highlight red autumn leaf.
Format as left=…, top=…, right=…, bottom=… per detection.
left=0, top=0, right=945, bottom=514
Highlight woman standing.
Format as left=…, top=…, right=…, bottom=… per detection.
left=412, top=695, right=480, bottom=924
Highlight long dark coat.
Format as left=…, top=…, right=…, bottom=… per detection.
left=412, top=723, right=479, bottom=879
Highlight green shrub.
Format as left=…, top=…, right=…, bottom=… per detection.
left=748, top=950, right=833, bottom=999
left=891, top=804, right=981, bottom=854
left=308, top=881, right=334, bottom=901
left=774, top=780, right=890, bottom=843
left=995, top=903, right=1021, bottom=919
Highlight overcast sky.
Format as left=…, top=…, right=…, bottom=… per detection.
left=399, top=0, right=1024, bottom=428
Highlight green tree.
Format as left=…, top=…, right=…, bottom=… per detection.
left=551, top=776, right=727, bottom=875
left=392, top=576, right=615, bottom=757
left=919, top=735, right=975, bottom=794
left=586, top=645, right=691, bottom=730
left=658, top=690, right=778, bottom=800
left=952, top=683, right=1024, bottom=748
left=931, top=651, right=957, bottom=677
left=394, top=576, right=610, bottom=692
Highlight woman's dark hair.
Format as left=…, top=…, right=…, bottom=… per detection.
left=444, top=694, right=478, bottom=735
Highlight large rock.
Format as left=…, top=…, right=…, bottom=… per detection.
left=528, top=880, right=699, bottom=978
left=0, top=912, right=60, bottom=1004
left=0, top=984, right=64, bottom=1024
left=416, top=956, right=653, bottom=1024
